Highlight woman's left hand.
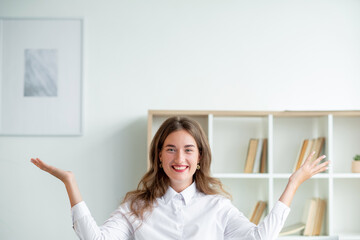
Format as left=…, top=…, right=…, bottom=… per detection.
left=279, top=151, right=329, bottom=207
left=289, top=151, right=329, bottom=189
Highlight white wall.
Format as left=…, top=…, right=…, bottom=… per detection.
left=0, top=0, right=359, bottom=239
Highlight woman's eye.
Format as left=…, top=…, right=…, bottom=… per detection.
left=185, top=149, right=193, bottom=153
left=167, top=148, right=175, bottom=152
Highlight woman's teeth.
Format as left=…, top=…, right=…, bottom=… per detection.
left=173, top=166, right=187, bottom=170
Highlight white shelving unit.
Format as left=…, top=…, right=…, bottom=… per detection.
left=147, top=110, right=360, bottom=240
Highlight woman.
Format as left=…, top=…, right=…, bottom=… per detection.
left=31, top=116, right=329, bottom=239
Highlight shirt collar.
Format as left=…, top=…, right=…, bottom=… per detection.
left=163, top=182, right=197, bottom=206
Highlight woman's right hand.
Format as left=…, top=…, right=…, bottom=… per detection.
left=31, top=158, right=75, bottom=185
left=31, top=158, right=83, bottom=207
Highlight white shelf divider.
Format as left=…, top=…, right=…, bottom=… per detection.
left=328, top=114, right=334, bottom=236
left=268, top=114, right=274, bottom=209
left=208, top=114, right=213, bottom=151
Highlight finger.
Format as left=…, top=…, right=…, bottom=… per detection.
left=305, top=151, right=315, bottom=163
left=31, top=158, right=41, bottom=167
left=312, top=155, right=327, bottom=166
left=31, top=158, right=50, bottom=171
left=313, top=161, right=330, bottom=173
left=313, top=165, right=329, bottom=175
left=37, top=158, right=46, bottom=166
left=317, top=159, right=329, bottom=167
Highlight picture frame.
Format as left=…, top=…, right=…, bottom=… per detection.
left=0, top=18, right=83, bottom=136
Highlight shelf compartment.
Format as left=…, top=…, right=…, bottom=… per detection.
left=220, top=178, right=269, bottom=219
left=211, top=116, right=269, bottom=174
left=333, top=179, right=360, bottom=237
left=274, top=178, right=329, bottom=237
left=332, top=116, right=360, bottom=174
left=273, top=116, right=329, bottom=173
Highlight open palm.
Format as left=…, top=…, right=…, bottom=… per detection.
left=31, top=158, right=74, bottom=184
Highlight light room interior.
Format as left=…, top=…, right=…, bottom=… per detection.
left=0, top=0, right=359, bottom=239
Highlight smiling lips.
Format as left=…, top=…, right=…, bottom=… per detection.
left=172, top=165, right=189, bottom=172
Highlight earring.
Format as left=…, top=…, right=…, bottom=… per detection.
left=196, top=164, right=200, bottom=170
left=159, top=163, right=163, bottom=168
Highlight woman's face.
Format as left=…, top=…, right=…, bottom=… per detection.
left=159, top=129, right=200, bottom=192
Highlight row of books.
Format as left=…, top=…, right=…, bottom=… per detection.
left=244, top=138, right=268, bottom=173
left=293, top=137, right=325, bottom=172
left=243, top=137, right=325, bottom=173
left=280, top=198, right=326, bottom=236
left=249, top=201, right=267, bottom=225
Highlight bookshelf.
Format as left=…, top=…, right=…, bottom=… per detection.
left=147, top=110, right=360, bottom=240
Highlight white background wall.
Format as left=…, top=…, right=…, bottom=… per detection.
left=0, top=0, right=359, bottom=239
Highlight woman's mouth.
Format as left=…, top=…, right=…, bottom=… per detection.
left=172, top=165, right=189, bottom=172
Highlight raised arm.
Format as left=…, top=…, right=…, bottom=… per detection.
left=31, top=158, right=134, bottom=239
left=31, top=158, right=83, bottom=207
left=279, top=151, right=329, bottom=207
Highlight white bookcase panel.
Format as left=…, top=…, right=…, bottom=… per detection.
left=147, top=110, right=360, bottom=240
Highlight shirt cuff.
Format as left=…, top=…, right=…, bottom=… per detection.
left=71, top=201, right=91, bottom=223
left=272, top=201, right=291, bottom=221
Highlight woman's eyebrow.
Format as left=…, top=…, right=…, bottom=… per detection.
left=164, top=144, right=196, bottom=148
left=184, top=144, right=196, bottom=148
left=164, top=144, right=176, bottom=148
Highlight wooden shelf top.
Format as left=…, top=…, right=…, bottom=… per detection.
left=148, top=110, right=360, bottom=117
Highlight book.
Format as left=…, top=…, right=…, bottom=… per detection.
left=279, top=223, right=306, bottom=236
left=244, top=139, right=259, bottom=173
left=253, top=138, right=263, bottom=173
left=294, top=137, right=326, bottom=172
left=249, top=201, right=260, bottom=223
left=250, top=201, right=267, bottom=225
left=303, top=198, right=317, bottom=236
left=303, top=197, right=326, bottom=236
left=260, top=138, right=268, bottom=173
left=294, top=139, right=309, bottom=171
left=303, top=138, right=315, bottom=165
left=313, top=198, right=326, bottom=235
left=314, top=137, right=325, bottom=159
left=254, top=201, right=267, bottom=224
left=311, top=198, right=322, bottom=235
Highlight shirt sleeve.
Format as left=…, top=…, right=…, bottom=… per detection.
left=71, top=201, right=134, bottom=240
left=224, top=200, right=290, bottom=240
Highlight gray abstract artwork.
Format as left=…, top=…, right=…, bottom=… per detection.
left=24, top=49, right=58, bottom=97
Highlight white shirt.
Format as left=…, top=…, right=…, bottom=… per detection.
left=72, top=182, right=290, bottom=240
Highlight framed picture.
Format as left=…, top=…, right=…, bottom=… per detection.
left=0, top=18, right=83, bottom=136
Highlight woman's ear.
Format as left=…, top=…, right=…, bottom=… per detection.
left=159, top=151, right=162, bottom=161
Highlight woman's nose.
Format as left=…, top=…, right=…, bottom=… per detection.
left=174, top=150, right=185, bottom=163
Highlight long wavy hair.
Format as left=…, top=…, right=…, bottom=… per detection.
left=122, top=116, right=231, bottom=220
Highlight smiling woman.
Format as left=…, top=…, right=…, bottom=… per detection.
left=31, top=116, right=329, bottom=240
